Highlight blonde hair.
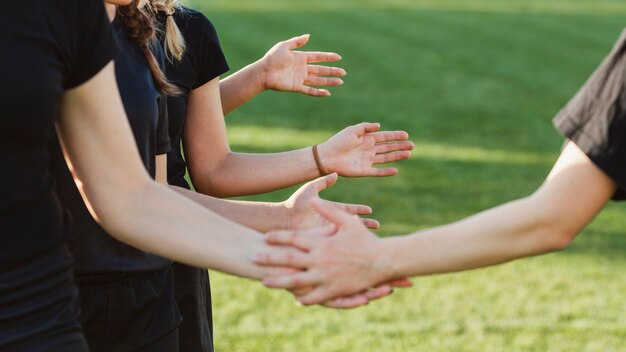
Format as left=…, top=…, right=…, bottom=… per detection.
left=150, top=0, right=186, bottom=62
left=118, top=0, right=180, bottom=96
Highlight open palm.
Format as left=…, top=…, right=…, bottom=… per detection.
left=262, top=34, right=346, bottom=97
left=319, top=123, right=414, bottom=177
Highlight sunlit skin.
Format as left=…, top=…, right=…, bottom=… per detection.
left=253, top=141, right=618, bottom=307
left=80, top=0, right=410, bottom=307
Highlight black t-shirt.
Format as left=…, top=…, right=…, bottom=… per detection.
left=49, top=17, right=172, bottom=274
left=554, top=29, right=626, bottom=200
left=0, top=0, right=117, bottom=262
left=157, top=8, right=230, bottom=189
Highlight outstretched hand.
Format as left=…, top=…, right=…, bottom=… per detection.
left=255, top=199, right=407, bottom=307
left=284, top=173, right=379, bottom=230
left=261, top=34, right=346, bottom=97
left=318, top=122, right=414, bottom=177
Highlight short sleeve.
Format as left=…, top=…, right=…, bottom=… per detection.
left=553, top=29, right=626, bottom=200
left=193, top=13, right=230, bottom=89
left=64, top=0, right=119, bottom=89
left=156, top=93, right=171, bottom=155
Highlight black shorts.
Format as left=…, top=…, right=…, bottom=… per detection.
left=172, top=262, right=214, bottom=352
left=0, top=245, right=89, bottom=352
left=76, top=267, right=182, bottom=352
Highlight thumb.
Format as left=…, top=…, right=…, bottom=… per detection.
left=287, top=34, right=310, bottom=50
left=310, top=173, right=339, bottom=193
left=352, top=122, right=381, bottom=135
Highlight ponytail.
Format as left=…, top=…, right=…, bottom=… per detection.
left=117, top=0, right=180, bottom=96
left=149, top=0, right=186, bottom=62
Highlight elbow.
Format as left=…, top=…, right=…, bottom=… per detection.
left=91, top=178, right=156, bottom=239
left=528, top=196, right=577, bottom=253
left=190, top=172, right=231, bottom=198
left=544, top=227, right=576, bottom=252
left=187, top=157, right=237, bottom=198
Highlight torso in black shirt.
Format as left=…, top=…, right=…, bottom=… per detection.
left=0, top=0, right=117, bottom=262
left=157, top=8, right=230, bottom=189
left=49, top=15, right=172, bottom=274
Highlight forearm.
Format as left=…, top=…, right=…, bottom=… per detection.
left=171, top=185, right=287, bottom=232
left=190, top=147, right=321, bottom=197
left=382, top=193, right=588, bottom=280
left=219, top=60, right=265, bottom=116
left=99, top=180, right=269, bottom=280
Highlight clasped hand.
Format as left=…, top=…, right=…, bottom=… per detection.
left=262, top=195, right=411, bottom=309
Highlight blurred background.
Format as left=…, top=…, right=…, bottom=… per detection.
left=186, top=1, right=626, bottom=350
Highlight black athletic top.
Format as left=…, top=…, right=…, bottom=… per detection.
left=157, top=8, right=230, bottom=189
left=49, top=16, right=172, bottom=274
left=0, top=0, right=117, bottom=262
left=554, top=29, right=626, bottom=201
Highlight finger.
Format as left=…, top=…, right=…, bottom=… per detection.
left=367, top=168, right=398, bottom=177
left=263, top=271, right=319, bottom=289
left=266, top=225, right=337, bottom=250
left=364, top=285, right=393, bottom=301
left=253, top=248, right=311, bottom=268
left=388, top=278, right=413, bottom=288
left=308, top=65, right=347, bottom=77
left=297, top=287, right=338, bottom=306
left=265, top=267, right=300, bottom=276
left=311, top=198, right=364, bottom=227
left=285, top=34, right=310, bottom=50
left=305, top=51, right=342, bottom=63
left=362, top=218, right=380, bottom=229
left=299, top=85, right=331, bottom=97
left=370, top=131, right=410, bottom=143
left=290, top=286, right=313, bottom=296
left=375, top=141, right=415, bottom=154
left=374, top=151, right=412, bottom=164
left=327, top=200, right=372, bottom=215
left=323, top=295, right=369, bottom=309
left=303, top=76, right=344, bottom=87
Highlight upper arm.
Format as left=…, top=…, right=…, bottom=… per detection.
left=57, top=61, right=152, bottom=222
left=533, top=141, right=617, bottom=238
left=183, top=77, right=230, bottom=181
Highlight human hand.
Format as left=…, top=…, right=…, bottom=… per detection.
left=284, top=173, right=380, bottom=230
left=255, top=199, right=399, bottom=306
left=260, top=34, right=346, bottom=97
left=318, top=122, right=413, bottom=177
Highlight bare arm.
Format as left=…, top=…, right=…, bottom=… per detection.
left=185, top=78, right=413, bottom=197
left=155, top=154, right=168, bottom=185
left=255, top=142, right=618, bottom=304
left=220, top=34, right=346, bottom=115
left=154, top=155, right=377, bottom=233
left=57, top=62, right=270, bottom=280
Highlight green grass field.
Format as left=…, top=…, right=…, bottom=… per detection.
left=186, top=1, right=626, bottom=350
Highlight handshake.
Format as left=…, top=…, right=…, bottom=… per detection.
left=255, top=172, right=414, bottom=309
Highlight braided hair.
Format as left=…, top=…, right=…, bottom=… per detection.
left=117, top=0, right=180, bottom=95
left=149, top=0, right=186, bottom=62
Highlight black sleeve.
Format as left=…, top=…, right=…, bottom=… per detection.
left=553, top=29, right=626, bottom=200
left=156, top=93, right=171, bottom=155
left=192, top=12, right=230, bottom=89
left=64, top=0, right=119, bottom=89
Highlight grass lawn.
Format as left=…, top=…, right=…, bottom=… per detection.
left=186, top=1, right=626, bottom=350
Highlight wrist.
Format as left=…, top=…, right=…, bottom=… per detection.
left=243, top=58, right=268, bottom=95
left=373, top=237, right=404, bottom=282
left=315, top=142, right=336, bottom=174
left=276, top=200, right=293, bottom=231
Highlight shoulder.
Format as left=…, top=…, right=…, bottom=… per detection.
left=173, top=7, right=219, bottom=38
